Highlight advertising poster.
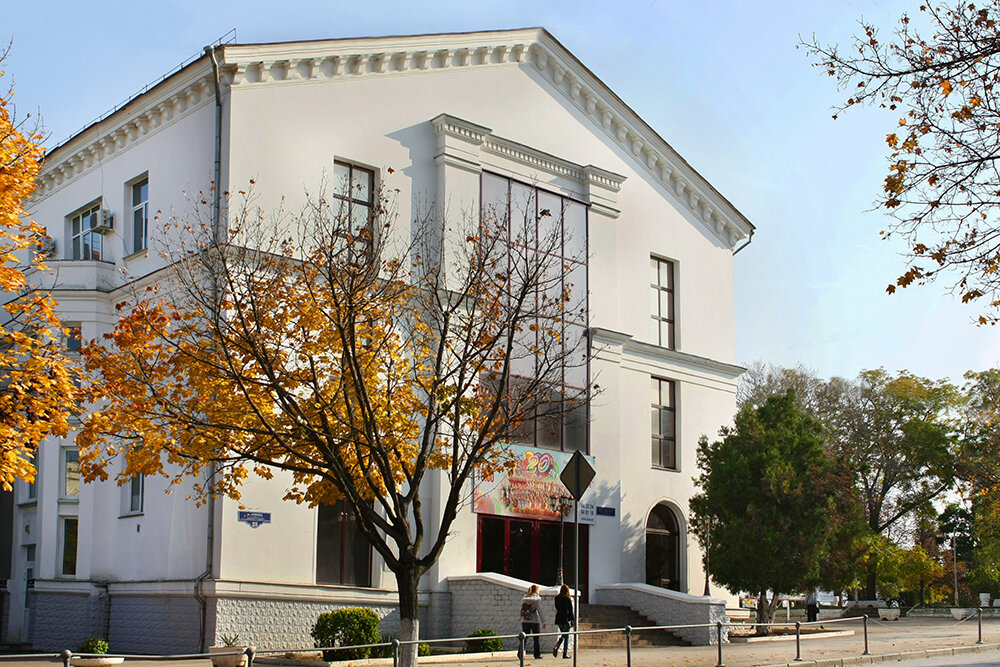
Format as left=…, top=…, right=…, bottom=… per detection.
left=473, top=444, right=596, bottom=523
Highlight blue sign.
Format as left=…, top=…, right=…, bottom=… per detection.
left=596, top=506, right=616, bottom=517
left=238, top=511, right=271, bottom=528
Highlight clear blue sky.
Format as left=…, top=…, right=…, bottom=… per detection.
left=7, top=0, right=994, bottom=384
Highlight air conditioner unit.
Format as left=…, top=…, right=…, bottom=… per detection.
left=91, top=209, right=114, bottom=234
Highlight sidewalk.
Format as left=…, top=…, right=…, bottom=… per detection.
left=5, top=617, right=1000, bottom=667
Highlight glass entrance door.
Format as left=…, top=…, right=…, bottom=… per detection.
left=476, top=514, right=589, bottom=600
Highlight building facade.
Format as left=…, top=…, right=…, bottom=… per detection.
left=10, top=29, right=752, bottom=652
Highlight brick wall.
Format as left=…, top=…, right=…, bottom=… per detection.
left=449, top=573, right=561, bottom=652
left=31, top=589, right=109, bottom=651
left=109, top=595, right=201, bottom=654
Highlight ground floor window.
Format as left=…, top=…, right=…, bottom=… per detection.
left=316, top=501, right=371, bottom=586
left=645, top=503, right=680, bottom=591
left=476, top=514, right=589, bottom=600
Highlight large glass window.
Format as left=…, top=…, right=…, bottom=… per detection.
left=480, top=172, right=589, bottom=453
left=652, top=377, right=676, bottom=469
left=70, top=203, right=103, bottom=261
left=61, top=517, right=78, bottom=576
left=333, top=161, right=374, bottom=255
left=650, top=257, right=675, bottom=349
left=316, top=501, right=371, bottom=586
left=131, top=178, right=149, bottom=254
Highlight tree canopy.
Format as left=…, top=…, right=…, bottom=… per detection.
left=0, top=47, right=78, bottom=489
left=690, top=391, right=863, bottom=632
left=805, top=1, right=1000, bottom=320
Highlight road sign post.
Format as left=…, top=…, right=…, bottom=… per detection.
left=560, top=451, right=595, bottom=667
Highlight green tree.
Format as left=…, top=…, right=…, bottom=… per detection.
left=690, top=391, right=863, bottom=633
left=804, top=1, right=1000, bottom=320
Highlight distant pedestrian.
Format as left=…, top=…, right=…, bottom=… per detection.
left=806, top=591, right=819, bottom=623
left=552, top=583, right=574, bottom=658
left=519, top=584, right=546, bottom=659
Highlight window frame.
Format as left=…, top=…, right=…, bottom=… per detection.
left=129, top=176, right=149, bottom=255
left=126, top=474, right=144, bottom=515
left=60, top=447, right=80, bottom=500
left=651, top=256, right=676, bottom=349
left=60, top=516, right=78, bottom=577
left=69, top=201, right=105, bottom=261
left=332, top=160, right=375, bottom=254
left=315, top=500, right=372, bottom=587
left=651, top=377, right=678, bottom=470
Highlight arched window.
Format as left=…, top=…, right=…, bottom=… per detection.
left=645, top=503, right=680, bottom=591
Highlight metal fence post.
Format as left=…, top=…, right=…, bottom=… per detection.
left=392, top=638, right=399, bottom=667
left=862, top=615, right=870, bottom=655
left=625, top=625, right=632, bottom=667
left=245, top=647, right=255, bottom=667
left=794, top=621, right=802, bottom=662
left=978, top=607, right=984, bottom=645
left=518, top=631, right=526, bottom=667
left=716, top=621, right=724, bottom=667
left=60, top=650, right=72, bottom=667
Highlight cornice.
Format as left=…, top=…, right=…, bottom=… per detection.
left=33, top=61, right=216, bottom=202
left=590, top=326, right=745, bottom=381
left=31, top=28, right=754, bottom=248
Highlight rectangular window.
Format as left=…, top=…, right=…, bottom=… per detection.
left=332, top=161, right=374, bottom=255
left=480, top=172, right=589, bottom=453
left=61, top=517, right=78, bottom=576
left=64, top=323, right=82, bottom=354
left=128, top=474, right=144, bottom=514
left=651, top=257, right=675, bottom=349
left=316, top=501, right=371, bottom=586
left=652, top=377, right=677, bottom=469
left=70, top=203, right=104, bottom=261
left=62, top=448, right=80, bottom=498
left=25, top=452, right=37, bottom=501
left=131, top=178, right=149, bottom=254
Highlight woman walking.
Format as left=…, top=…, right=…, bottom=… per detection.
left=552, top=584, right=574, bottom=658
left=518, top=584, right=546, bottom=660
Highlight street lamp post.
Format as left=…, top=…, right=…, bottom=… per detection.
left=952, top=533, right=959, bottom=608
left=694, top=515, right=718, bottom=597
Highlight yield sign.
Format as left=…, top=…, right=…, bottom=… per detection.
left=560, top=450, right=596, bottom=501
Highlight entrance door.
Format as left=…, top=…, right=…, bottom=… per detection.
left=476, top=514, right=589, bottom=599
left=645, top=504, right=681, bottom=591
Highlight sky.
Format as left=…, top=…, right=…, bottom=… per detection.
left=6, top=0, right=997, bottom=385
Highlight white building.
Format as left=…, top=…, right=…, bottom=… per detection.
left=9, top=29, right=752, bottom=652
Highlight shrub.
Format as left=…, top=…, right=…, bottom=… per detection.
left=465, top=629, right=502, bottom=653
left=77, top=638, right=109, bottom=655
left=419, top=642, right=431, bottom=656
left=311, top=608, right=381, bottom=661
left=369, top=632, right=432, bottom=658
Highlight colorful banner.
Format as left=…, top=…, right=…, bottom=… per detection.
left=473, top=444, right=596, bottom=523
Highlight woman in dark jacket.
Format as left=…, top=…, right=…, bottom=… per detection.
left=552, top=584, right=574, bottom=658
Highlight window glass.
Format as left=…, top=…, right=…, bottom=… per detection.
left=131, top=178, right=149, bottom=254
left=316, top=501, right=371, bottom=586
left=651, top=257, right=675, bottom=349
left=62, top=518, right=78, bottom=576
left=652, top=377, right=677, bottom=469
left=129, top=474, right=144, bottom=513
left=63, top=449, right=79, bottom=498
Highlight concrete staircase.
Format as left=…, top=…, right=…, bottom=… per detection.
left=576, top=603, right=689, bottom=648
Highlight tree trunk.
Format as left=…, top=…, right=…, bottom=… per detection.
left=396, top=568, right=421, bottom=667
left=863, top=560, right=878, bottom=600
left=755, top=590, right=776, bottom=636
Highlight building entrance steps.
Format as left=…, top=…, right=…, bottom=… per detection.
left=576, top=603, right=688, bottom=648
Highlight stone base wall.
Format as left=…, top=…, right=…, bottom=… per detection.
left=31, top=589, right=109, bottom=651
left=449, top=573, right=560, bottom=652
left=109, top=595, right=202, bottom=654
left=214, top=597, right=400, bottom=650
left=595, top=583, right=727, bottom=645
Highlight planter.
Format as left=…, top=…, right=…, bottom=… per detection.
left=878, top=608, right=900, bottom=621
left=209, top=646, right=248, bottom=667
left=951, top=608, right=973, bottom=620
left=72, top=658, right=124, bottom=667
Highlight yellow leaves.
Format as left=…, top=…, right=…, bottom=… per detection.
left=941, top=79, right=952, bottom=96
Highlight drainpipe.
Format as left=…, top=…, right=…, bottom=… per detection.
left=195, top=43, right=225, bottom=652
left=732, top=228, right=754, bottom=255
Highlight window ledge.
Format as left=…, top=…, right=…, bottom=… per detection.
left=17, top=499, right=37, bottom=508
left=58, top=497, right=80, bottom=504
left=119, top=511, right=143, bottom=519
left=652, top=465, right=680, bottom=473
left=124, top=249, right=149, bottom=261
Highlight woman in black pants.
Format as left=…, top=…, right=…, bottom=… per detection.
left=552, top=584, right=574, bottom=658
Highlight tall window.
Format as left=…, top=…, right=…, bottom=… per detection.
left=481, top=172, right=589, bottom=453
left=652, top=377, right=676, bottom=469
left=25, top=452, right=37, bottom=502
left=61, top=517, right=78, bottom=576
left=61, top=448, right=79, bottom=498
left=71, top=203, right=103, bottom=261
left=651, top=257, right=675, bottom=349
left=131, top=178, right=149, bottom=254
left=333, top=161, right=374, bottom=253
left=64, top=323, right=82, bottom=354
left=316, top=501, right=371, bottom=586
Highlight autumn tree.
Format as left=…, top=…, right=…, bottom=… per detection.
left=690, top=391, right=864, bottom=633
left=0, top=46, right=78, bottom=489
left=804, top=1, right=1000, bottom=319
left=78, top=176, right=588, bottom=666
